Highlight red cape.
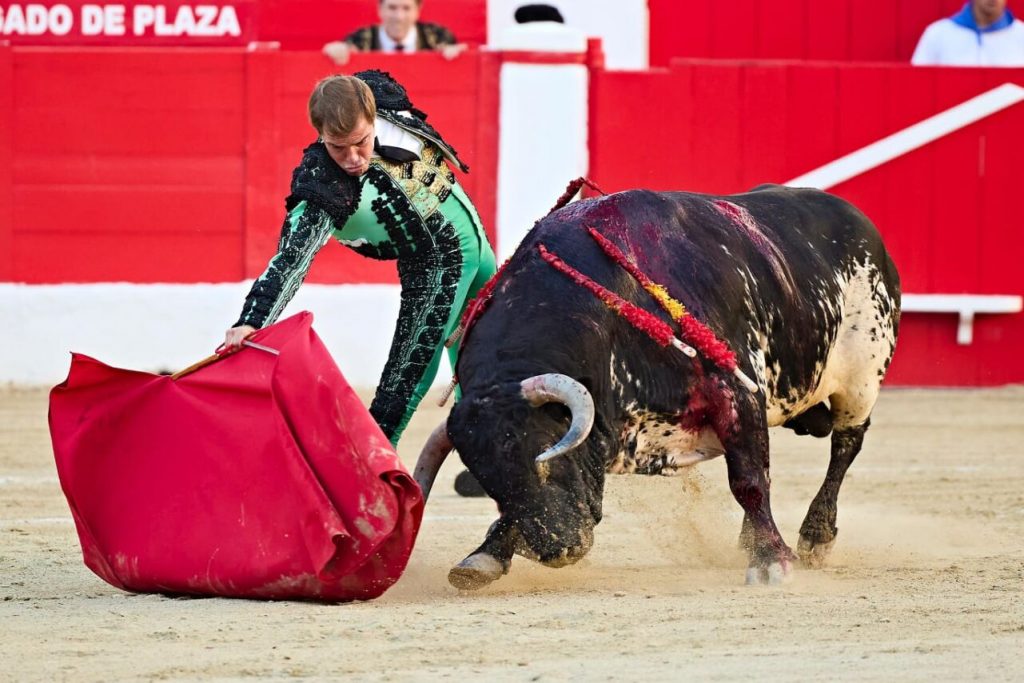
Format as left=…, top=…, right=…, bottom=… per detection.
left=49, top=312, right=423, bottom=602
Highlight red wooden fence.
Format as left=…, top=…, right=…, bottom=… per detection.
left=6, top=47, right=248, bottom=282
left=2, top=44, right=1021, bottom=385
left=590, top=61, right=1024, bottom=385
left=648, top=0, right=967, bottom=66
left=0, top=44, right=498, bottom=285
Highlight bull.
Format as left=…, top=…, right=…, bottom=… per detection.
left=414, top=184, right=900, bottom=587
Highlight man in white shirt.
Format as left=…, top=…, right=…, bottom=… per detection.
left=912, top=0, right=1024, bottom=66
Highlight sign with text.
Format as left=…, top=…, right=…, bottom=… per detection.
left=0, top=1, right=256, bottom=44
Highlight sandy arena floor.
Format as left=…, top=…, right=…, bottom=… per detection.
left=2, top=383, right=1023, bottom=681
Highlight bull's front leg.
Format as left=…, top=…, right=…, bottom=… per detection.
left=719, top=393, right=796, bottom=585
left=448, top=516, right=518, bottom=590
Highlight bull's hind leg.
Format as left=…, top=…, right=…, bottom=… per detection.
left=798, top=418, right=870, bottom=568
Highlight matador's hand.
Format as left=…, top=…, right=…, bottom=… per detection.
left=223, top=325, right=256, bottom=351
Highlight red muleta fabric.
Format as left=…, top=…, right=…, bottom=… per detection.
left=48, top=312, right=423, bottom=602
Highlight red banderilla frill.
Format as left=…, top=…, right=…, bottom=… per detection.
left=540, top=239, right=758, bottom=394
left=549, top=177, right=607, bottom=215
left=538, top=244, right=686, bottom=348
left=586, top=228, right=738, bottom=370
left=441, top=177, right=608, bottom=403
left=443, top=177, right=606, bottom=359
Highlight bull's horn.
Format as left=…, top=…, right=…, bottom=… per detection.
left=520, top=374, right=595, bottom=464
left=413, top=419, right=453, bottom=501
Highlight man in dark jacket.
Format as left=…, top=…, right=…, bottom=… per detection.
left=323, top=0, right=466, bottom=65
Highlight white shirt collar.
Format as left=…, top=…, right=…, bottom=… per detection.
left=371, top=114, right=423, bottom=160
left=377, top=25, right=418, bottom=52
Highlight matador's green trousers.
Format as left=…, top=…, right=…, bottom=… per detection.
left=370, top=191, right=496, bottom=444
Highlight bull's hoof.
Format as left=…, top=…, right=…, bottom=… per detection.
left=454, top=469, right=487, bottom=497
left=797, top=534, right=836, bottom=569
left=448, top=553, right=506, bottom=590
left=745, top=559, right=794, bottom=585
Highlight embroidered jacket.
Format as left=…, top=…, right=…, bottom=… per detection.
left=343, top=22, right=457, bottom=51
left=233, top=138, right=481, bottom=329
left=234, top=70, right=475, bottom=329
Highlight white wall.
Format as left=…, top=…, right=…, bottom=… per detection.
left=487, top=0, right=649, bottom=70
left=0, top=283, right=425, bottom=388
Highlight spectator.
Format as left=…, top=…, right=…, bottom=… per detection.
left=514, top=3, right=565, bottom=23
left=323, top=0, right=466, bottom=65
left=492, top=3, right=586, bottom=52
left=912, top=0, right=1024, bottom=66
left=224, top=71, right=496, bottom=447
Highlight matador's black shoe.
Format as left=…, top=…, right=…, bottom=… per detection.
left=454, top=469, right=487, bottom=497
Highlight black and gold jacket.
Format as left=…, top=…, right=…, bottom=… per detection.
left=234, top=71, right=473, bottom=329
left=343, top=22, right=457, bottom=51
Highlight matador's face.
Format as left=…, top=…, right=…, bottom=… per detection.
left=322, top=117, right=376, bottom=177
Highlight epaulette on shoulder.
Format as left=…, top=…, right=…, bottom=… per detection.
left=355, top=69, right=469, bottom=173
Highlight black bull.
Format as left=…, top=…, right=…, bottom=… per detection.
left=415, top=184, right=901, bottom=587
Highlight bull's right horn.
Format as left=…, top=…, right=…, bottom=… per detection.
left=520, top=374, right=595, bottom=464
left=413, top=419, right=453, bottom=501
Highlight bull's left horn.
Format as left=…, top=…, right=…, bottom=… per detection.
left=520, top=374, right=596, bottom=464
left=413, top=419, right=453, bottom=501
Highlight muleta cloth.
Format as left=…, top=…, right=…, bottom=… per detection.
left=48, top=312, right=423, bottom=602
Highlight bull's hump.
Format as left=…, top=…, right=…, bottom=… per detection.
left=711, top=199, right=797, bottom=299
left=550, top=189, right=670, bottom=227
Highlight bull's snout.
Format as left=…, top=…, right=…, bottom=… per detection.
left=515, top=515, right=595, bottom=568
left=447, top=513, right=596, bottom=590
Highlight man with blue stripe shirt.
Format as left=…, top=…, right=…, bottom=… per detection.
left=912, top=0, right=1024, bottom=66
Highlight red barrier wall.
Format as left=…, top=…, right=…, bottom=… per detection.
left=590, top=61, right=1024, bottom=385
left=649, top=0, right=965, bottom=65
left=4, top=44, right=1021, bottom=386
left=8, top=46, right=248, bottom=282
left=2, top=45, right=498, bottom=285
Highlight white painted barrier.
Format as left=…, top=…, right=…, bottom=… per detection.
left=487, top=0, right=648, bottom=70
left=0, top=283, right=411, bottom=387
left=901, top=293, right=1023, bottom=344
